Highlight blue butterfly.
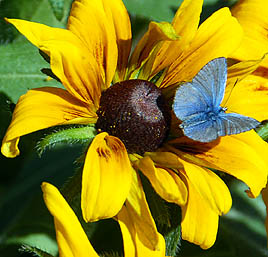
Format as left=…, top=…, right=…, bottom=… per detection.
left=172, top=57, right=260, bottom=143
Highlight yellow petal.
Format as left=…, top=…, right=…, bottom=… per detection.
left=137, top=156, right=187, bottom=205
left=227, top=55, right=266, bottom=86
left=1, top=87, right=96, bottom=158
left=39, top=40, right=102, bottom=107
left=102, top=0, right=132, bottom=82
left=152, top=0, right=203, bottom=76
left=230, top=0, right=268, bottom=68
left=67, top=0, right=118, bottom=88
left=183, top=131, right=268, bottom=198
left=117, top=205, right=166, bottom=257
left=180, top=172, right=219, bottom=249
left=42, top=182, right=98, bottom=257
left=117, top=171, right=166, bottom=256
left=224, top=68, right=268, bottom=121
left=144, top=151, right=183, bottom=169
left=6, top=18, right=78, bottom=48
left=81, top=132, right=133, bottom=222
left=162, top=8, right=243, bottom=87
left=6, top=18, right=102, bottom=106
left=180, top=159, right=232, bottom=215
left=128, top=21, right=179, bottom=80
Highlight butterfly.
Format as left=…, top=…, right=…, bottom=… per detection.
left=172, top=57, right=260, bottom=143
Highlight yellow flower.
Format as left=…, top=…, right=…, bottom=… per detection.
left=2, top=0, right=268, bottom=250
left=42, top=181, right=166, bottom=257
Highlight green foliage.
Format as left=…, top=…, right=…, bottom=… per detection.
left=0, top=41, right=62, bottom=103
left=123, top=0, right=181, bottom=22
left=48, top=0, right=65, bottom=21
left=0, top=0, right=68, bottom=44
left=0, top=0, right=72, bottom=103
left=223, top=182, right=266, bottom=253
left=123, top=0, right=238, bottom=23
left=0, top=144, right=85, bottom=256
left=257, top=121, right=268, bottom=141
left=20, top=245, right=54, bottom=257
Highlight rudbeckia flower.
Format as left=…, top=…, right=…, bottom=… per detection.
left=2, top=0, right=268, bottom=250
left=42, top=181, right=166, bottom=257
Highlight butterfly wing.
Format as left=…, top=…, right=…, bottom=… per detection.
left=192, top=57, right=227, bottom=107
left=173, top=81, right=210, bottom=121
left=173, top=81, right=222, bottom=142
left=181, top=118, right=219, bottom=142
left=181, top=112, right=260, bottom=142
left=217, top=112, right=260, bottom=136
left=173, top=57, right=227, bottom=142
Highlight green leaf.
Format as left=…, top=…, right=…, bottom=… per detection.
left=48, top=0, right=65, bottom=21
left=163, top=204, right=181, bottom=256
left=0, top=144, right=86, bottom=256
left=123, top=0, right=181, bottom=22
left=123, top=0, right=238, bottom=23
left=256, top=121, right=268, bottom=141
left=11, top=0, right=62, bottom=26
left=0, top=0, right=69, bottom=44
left=1, top=193, right=58, bottom=257
left=0, top=41, right=62, bottom=103
left=220, top=181, right=267, bottom=256
left=20, top=244, right=54, bottom=257
left=200, top=0, right=238, bottom=22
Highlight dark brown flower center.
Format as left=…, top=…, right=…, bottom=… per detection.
left=95, top=79, right=171, bottom=154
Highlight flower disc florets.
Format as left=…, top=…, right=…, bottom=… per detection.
left=95, top=79, right=171, bottom=154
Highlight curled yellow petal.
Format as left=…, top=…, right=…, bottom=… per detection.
left=180, top=159, right=232, bottom=215
left=144, top=151, right=183, bottom=169
left=117, top=205, right=166, bottom=257
left=81, top=132, right=133, bottom=222
left=42, top=182, right=98, bottom=257
left=117, top=171, right=166, bottom=256
left=137, top=156, right=187, bottom=205
left=180, top=172, right=219, bottom=249
left=1, top=87, right=96, bottom=158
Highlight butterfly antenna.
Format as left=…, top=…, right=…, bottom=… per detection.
left=222, top=78, right=238, bottom=109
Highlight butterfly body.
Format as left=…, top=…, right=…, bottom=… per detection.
left=173, top=57, right=260, bottom=143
